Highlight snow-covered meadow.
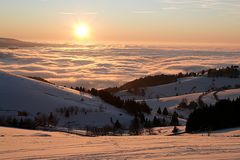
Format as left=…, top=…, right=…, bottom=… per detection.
left=1, top=126, right=240, bottom=160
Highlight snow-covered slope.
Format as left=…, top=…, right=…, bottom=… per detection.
left=116, top=76, right=240, bottom=100
left=114, top=76, right=240, bottom=121
left=1, top=71, right=239, bottom=128
left=0, top=71, right=132, bottom=128
left=139, top=88, right=240, bottom=119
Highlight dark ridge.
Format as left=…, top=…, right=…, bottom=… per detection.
left=120, top=74, right=177, bottom=90
left=0, top=37, right=43, bottom=47
left=28, top=76, right=53, bottom=84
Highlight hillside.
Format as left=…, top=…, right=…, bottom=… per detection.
left=135, top=88, right=240, bottom=119
left=116, top=76, right=240, bottom=100
left=1, top=71, right=240, bottom=130
left=0, top=71, right=132, bottom=128
left=0, top=38, right=42, bottom=47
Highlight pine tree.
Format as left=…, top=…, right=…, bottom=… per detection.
left=163, top=107, right=168, bottom=116
left=12, top=117, right=18, bottom=127
left=129, top=115, right=142, bottom=135
left=114, top=120, right=122, bottom=130
left=162, top=118, right=166, bottom=126
left=48, top=112, right=57, bottom=126
left=157, top=107, right=162, bottom=115
left=152, top=116, right=161, bottom=127
left=139, top=112, right=145, bottom=124
left=170, top=111, right=179, bottom=126
left=144, top=119, right=152, bottom=128
left=19, top=118, right=24, bottom=128
left=65, top=110, right=70, bottom=118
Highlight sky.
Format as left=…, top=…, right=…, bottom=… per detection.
left=1, top=0, right=240, bottom=44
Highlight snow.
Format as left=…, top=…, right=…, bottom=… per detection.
left=0, top=71, right=132, bottom=128
left=146, top=76, right=240, bottom=98
left=218, top=88, right=240, bottom=100
left=0, top=71, right=240, bottom=128
left=1, top=126, right=240, bottom=160
left=1, top=71, right=239, bottom=128
left=1, top=71, right=240, bottom=159
left=116, top=76, right=240, bottom=100
left=137, top=88, right=240, bottom=119
left=114, top=76, right=240, bottom=122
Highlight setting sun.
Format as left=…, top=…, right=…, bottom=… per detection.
left=75, top=25, right=89, bottom=38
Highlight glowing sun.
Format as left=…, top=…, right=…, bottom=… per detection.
left=75, top=25, right=89, bottom=38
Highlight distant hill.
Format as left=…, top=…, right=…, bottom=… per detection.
left=0, top=38, right=44, bottom=47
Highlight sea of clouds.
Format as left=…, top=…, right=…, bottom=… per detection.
left=0, top=44, right=240, bottom=88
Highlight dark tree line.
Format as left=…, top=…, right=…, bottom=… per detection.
left=72, top=86, right=86, bottom=92
left=207, top=66, right=239, bottom=78
left=120, top=74, right=177, bottom=90
left=0, top=112, right=58, bottom=129
left=89, top=89, right=151, bottom=115
left=186, top=98, right=240, bottom=133
left=0, top=116, right=36, bottom=129
left=56, top=106, right=81, bottom=117
left=72, top=86, right=151, bottom=115
left=35, top=112, right=58, bottom=127
left=85, top=120, right=124, bottom=136
left=28, top=76, right=53, bottom=84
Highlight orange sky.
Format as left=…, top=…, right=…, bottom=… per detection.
left=0, top=0, right=240, bottom=44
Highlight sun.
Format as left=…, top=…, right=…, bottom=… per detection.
left=75, top=25, right=89, bottom=38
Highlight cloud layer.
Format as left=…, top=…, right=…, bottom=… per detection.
left=0, top=45, right=240, bottom=88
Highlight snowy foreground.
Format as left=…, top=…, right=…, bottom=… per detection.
left=1, top=127, right=240, bottom=160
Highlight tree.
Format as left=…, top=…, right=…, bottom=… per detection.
left=172, top=126, right=179, bottom=133
left=170, top=111, right=179, bottom=126
left=162, top=118, right=167, bottom=126
left=157, top=107, right=162, bottom=115
left=139, top=112, right=145, bottom=124
left=152, top=116, right=161, bottom=127
left=144, top=118, right=152, bottom=128
left=12, top=117, right=18, bottom=127
left=34, top=113, right=47, bottom=127
left=186, top=98, right=240, bottom=133
left=129, top=116, right=143, bottom=135
left=188, top=101, right=198, bottom=110
left=65, top=110, right=70, bottom=118
left=48, top=112, right=57, bottom=126
left=163, top=107, right=169, bottom=116
left=19, top=118, right=24, bottom=128
left=178, top=99, right=188, bottom=109
left=114, top=120, right=122, bottom=130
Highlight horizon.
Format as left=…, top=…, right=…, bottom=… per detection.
left=1, top=36, right=240, bottom=52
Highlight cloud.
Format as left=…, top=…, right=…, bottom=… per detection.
left=82, top=12, right=98, bottom=15
left=58, top=12, right=75, bottom=15
left=161, top=7, right=178, bottom=10
left=158, top=0, right=240, bottom=10
left=132, top=10, right=155, bottom=14
left=0, top=45, right=240, bottom=88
